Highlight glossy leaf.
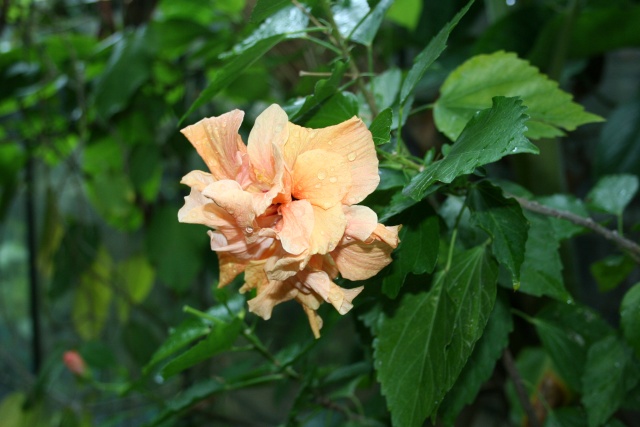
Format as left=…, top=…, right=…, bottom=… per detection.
left=331, top=0, right=370, bottom=39
left=468, top=181, right=528, bottom=283
left=181, top=35, right=286, bottom=123
left=375, top=245, right=497, bottom=427
left=404, top=96, right=537, bottom=200
left=399, top=0, right=473, bottom=105
left=72, top=247, right=113, bottom=341
left=582, top=335, right=640, bottom=427
left=250, top=0, right=290, bottom=23
left=350, top=0, right=393, bottom=45
left=223, top=6, right=308, bottom=58
left=440, top=296, right=513, bottom=425
left=144, top=317, right=211, bottom=373
left=369, top=108, right=393, bottom=146
left=591, top=255, right=636, bottom=292
left=304, top=91, right=358, bottom=128
left=532, top=302, right=613, bottom=392
left=621, top=282, right=640, bottom=358
left=381, top=209, right=439, bottom=298
left=586, top=174, right=639, bottom=216
left=518, top=212, right=571, bottom=302
left=434, top=51, right=604, bottom=141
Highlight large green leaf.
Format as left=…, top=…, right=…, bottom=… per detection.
left=532, top=302, right=613, bottom=392
left=439, top=295, right=513, bottom=425
left=468, top=181, right=528, bottom=284
left=518, top=212, right=571, bottom=302
left=404, top=96, right=537, bottom=200
left=369, top=108, right=393, bottom=146
left=399, top=0, right=474, bottom=104
left=381, top=209, right=439, bottom=298
left=160, top=317, right=243, bottom=378
left=621, top=283, right=640, bottom=358
left=586, top=174, right=639, bottom=216
left=375, top=245, right=497, bottom=427
left=433, top=51, right=603, bottom=141
left=181, top=35, right=286, bottom=123
left=93, top=28, right=156, bottom=119
left=144, top=318, right=211, bottom=373
left=349, top=0, right=393, bottom=45
left=582, top=335, right=640, bottom=427
left=72, top=247, right=113, bottom=341
left=304, top=91, right=359, bottom=128
left=223, top=5, right=308, bottom=58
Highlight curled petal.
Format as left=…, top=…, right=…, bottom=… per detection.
left=240, top=262, right=270, bottom=294
left=180, top=170, right=215, bottom=192
left=202, top=180, right=256, bottom=229
left=208, top=230, right=274, bottom=261
left=370, top=224, right=401, bottom=247
left=248, top=104, right=289, bottom=187
left=301, top=304, right=323, bottom=339
left=181, top=110, right=246, bottom=181
left=342, top=205, right=378, bottom=242
left=247, top=280, right=298, bottom=320
left=292, top=149, right=352, bottom=210
left=309, top=204, right=347, bottom=255
left=296, top=270, right=362, bottom=314
left=265, top=250, right=309, bottom=281
left=331, top=239, right=396, bottom=281
left=178, top=188, right=232, bottom=229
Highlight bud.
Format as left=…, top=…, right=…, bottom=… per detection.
left=63, top=350, right=86, bottom=376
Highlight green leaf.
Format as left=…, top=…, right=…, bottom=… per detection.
left=93, top=28, right=156, bottom=119
left=115, top=254, right=155, bottom=322
left=381, top=210, right=439, bottom=298
left=532, top=302, right=613, bottom=392
left=304, top=91, right=359, bottom=128
left=518, top=212, right=571, bottom=302
left=404, top=96, right=537, bottom=200
left=287, top=61, right=348, bottom=121
left=433, top=51, right=604, bottom=141
left=440, top=295, right=513, bottom=425
left=385, top=0, right=423, bottom=31
left=331, top=0, right=370, bottom=39
left=129, top=144, right=163, bottom=203
left=181, top=35, right=286, bottom=123
left=378, top=190, right=422, bottom=222
left=146, top=206, right=206, bottom=292
left=222, top=5, right=308, bottom=58
left=369, top=108, right=393, bottom=145
left=591, top=255, right=636, bottom=292
left=160, top=318, right=242, bottom=378
left=350, top=0, right=394, bottom=45
left=250, top=0, right=290, bottom=23
left=544, top=407, right=588, bottom=427
left=586, top=174, right=639, bottom=216
left=468, top=181, right=528, bottom=284
left=595, top=100, right=640, bottom=177
left=375, top=245, right=497, bottom=427
left=399, top=0, right=474, bottom=105
left=536, top=194, right=588, bottom=240
left=621, top=283, right=640, bottom=358
left=582, top=335, right=640, bottom=427
left=144, top=317, right=211, bottom=373
left=72, top=247, right=113, bottom=341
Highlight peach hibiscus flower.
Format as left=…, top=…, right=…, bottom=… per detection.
left=178, top=104, right=400, bottom=337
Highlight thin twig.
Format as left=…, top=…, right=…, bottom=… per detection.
left=299, top=71, right=375, bottom=77
left=502, top=348, right=541, bottom=427
left=512, top=196, right=640, bottom=264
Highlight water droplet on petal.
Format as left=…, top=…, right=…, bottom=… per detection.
left=329, top=177, right=337, bottom=183
left=345, top=236, right=352, bottom=240
left=347, top=152, right=357, bottom=161
left=317, top=170, right=327, bottom=180
left=245, top=227, right=254, bottom=234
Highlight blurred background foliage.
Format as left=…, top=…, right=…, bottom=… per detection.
left=1, top=0, right=640, bottom=425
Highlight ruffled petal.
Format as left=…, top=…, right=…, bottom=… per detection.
left=295, top=270, right=362, bottom=314
left=217, top=252, right=247, bottom=288
left=180, top=170, right=214, bottom=192
left=342, top=205, right=378, bottom=242
left=247, top=280, right=298, bottom=320
left=292, top=149, right=352, bottom=210
left=201, top=180, right=256, bottom=230
left=330, top=239, right=396, bottom=281
left=300, top=304, right=323, bottom=339
left=180, top=110, right=247, bottom=181
left=276, top=200, right=314, bottom=255
left=247, top=104, right=289, bottom=187
left=309, top=204, right=346, bottom=254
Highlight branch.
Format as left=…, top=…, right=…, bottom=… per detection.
left=502, top=348, right=541, bottom=427
left=513, top=196, right=640, bottom=264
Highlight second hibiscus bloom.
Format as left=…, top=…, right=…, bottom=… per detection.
left=179, top=104, right=400, bottom=337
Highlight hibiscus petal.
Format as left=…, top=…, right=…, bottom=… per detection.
left=330, top=239, right=396, bottom=281
left=296, top=270, right=362, bottom=314
left=292, top=149, right=352, bottom=210
left=276, top=200, right=314, bottom=255
left=300, top=304, right=323, bottom=339
left=240, top=262, right=269, bottom=294
left=248, top=104, right=289, bottom=186
left=370, top=224, right=401, bottom=247
left=180, top=170, right=214, bottom=192
left=247, top=280, right=298, bottom=320
left=178, top=188, right=235, bottom=229
left=217, top=252, right=248, bottom=288
left=181, top=110, right=246, bottom=181
left=288, top=117, right=379, bottom=205
left=202, top=180, right=256, bottom=229
left=342, top=205, right=378, bottom=242
left=309, top=204, right=347, bottom=254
